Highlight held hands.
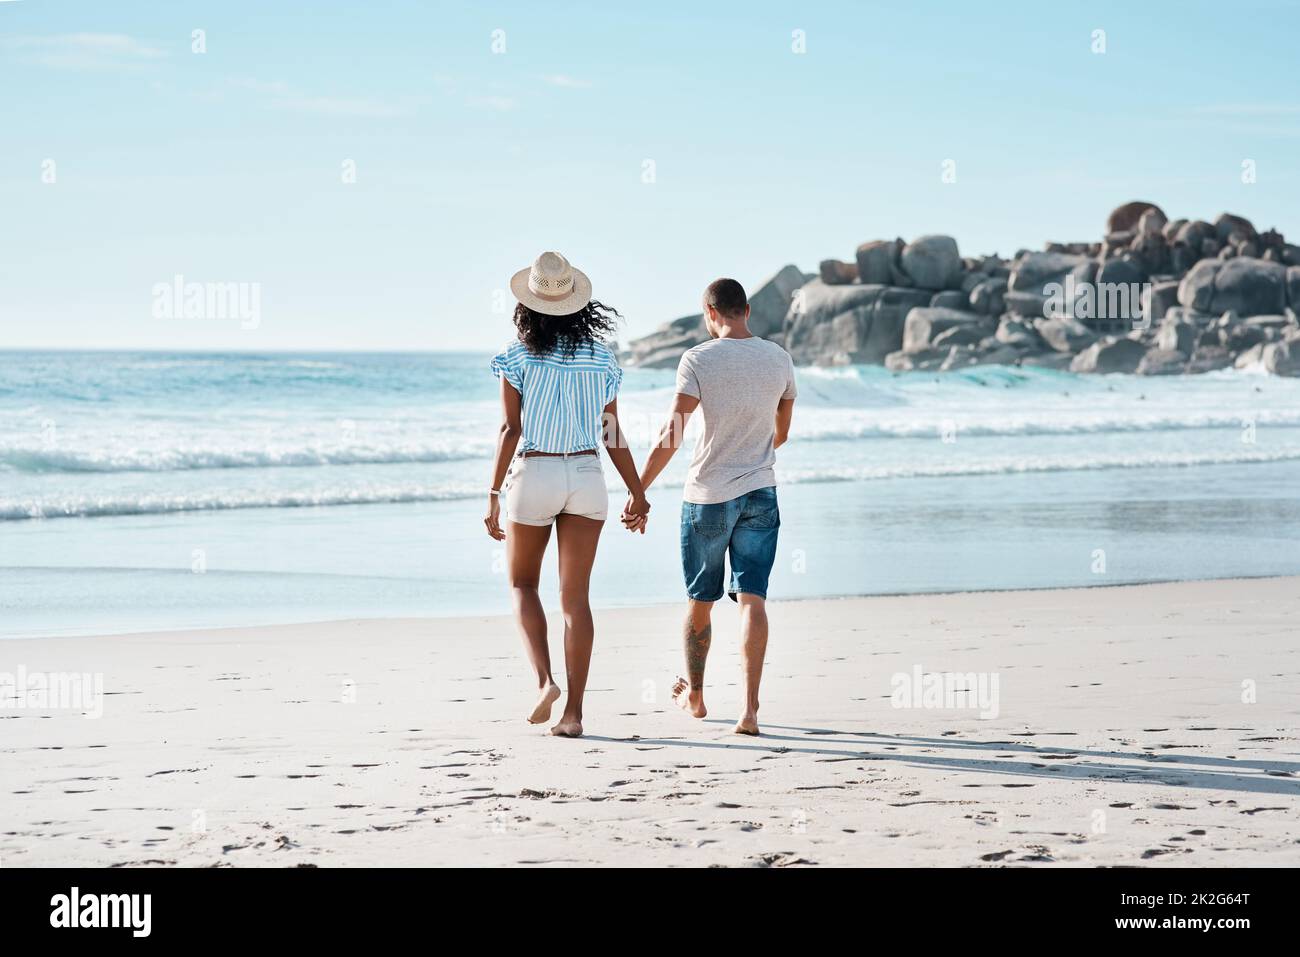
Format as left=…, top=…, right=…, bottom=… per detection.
left=621, top=492, right=650, bottom=534
left=484, top=494, right=505, bottom=540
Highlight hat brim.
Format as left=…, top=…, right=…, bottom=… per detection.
left=510, top=266, right=593, bottom=316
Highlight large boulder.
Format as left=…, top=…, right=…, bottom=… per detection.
left=1171, top=220, right=1216, bottom=272
left=1165, top=305, right=1218, bottom=327
left=1136, top=347, right=1187, bottom=375
left=1008, top=251, right=1089, bottom=292
left=1033, top=314, right=1097, bottom=353
left=1107, top=201, right=1165, bottom=234
left=1262, top=340, right=1300, bottom=376
left=940, top=342, right=1022, bottom=371
left=884, top=347, right=946, bottom=372
left=1137, top=207, right=1168, bottom=236
left=819, top=259, right=858, bottom=285
left=969, top=277, right=1007, bottom=315
left=1177, top=259, right=1220, bottom=312
left=1233, top=342, right=1266, bottom=369
left=1097, top=252, right=1147, bottom=286
left=929, top=290, right=968, bottom=310
left=899, top=235, right=963, bottom=290
left=623, top=313, right=707, bottom=367
left=902, top=307, right=989, bottom=352
left=995, top=315, right=1042, bottom=349
left=1213, top=258, right=1288, bottom=316
left=932, top=323, right=991, bottom=349
left=1070, top=336, right=1146, bottom=374
left=1288, top=266, right=1300, bottom=309
left=1142, top=280, right=1181, bottom=326
left=855, top=239, right=900, bottom=285
left=747, top=264, right=807, bottom=339
left=1155, top=318, right=1196, bottom=355
left=1128, top=231, right=1170, bottom=275
left=1214, top=212, right=1258, bottom=244
left=1003, top=290, right=1050, bottom=318
left=1178, top=258, right=1287, bottom=316
left=784, top=283, right=931, bottom=365
left=1187, top=346, right=1233, bottom=374
left=1225, top=323, right=1266, bottom=353
left=785, top=279, right=884, bottom=329
left=1018, top=352, right=1075, bottom=370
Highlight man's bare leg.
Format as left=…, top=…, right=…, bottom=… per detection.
left=734, top=593, right=768, bottom=735
left=672, top=599, right=712, bottom=718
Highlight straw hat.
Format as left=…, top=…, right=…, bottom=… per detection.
left=510, top=251, right=592, bottom=316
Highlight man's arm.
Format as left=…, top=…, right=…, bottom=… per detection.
left=773, top=396, right=794, bottom=449
left=641, top=392, right=699, bottom=491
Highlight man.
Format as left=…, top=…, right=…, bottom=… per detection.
left=626, top=278, right=796, bottom=735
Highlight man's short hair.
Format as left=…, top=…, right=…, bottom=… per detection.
left=704, top=278, right=748, bottom=319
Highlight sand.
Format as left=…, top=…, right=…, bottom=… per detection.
left=2, top=577, right=1298, bottom=868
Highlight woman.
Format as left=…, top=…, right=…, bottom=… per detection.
left=484, top=251, right=650, bottom=738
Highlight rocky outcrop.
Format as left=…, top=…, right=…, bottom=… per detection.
left=747, top=264, right=808, bottom=338
left=623, top=203, right=1300, bottom=375
left=784, top=283, right=932, bottom=365
left=622, top=264, right=805, bottom=368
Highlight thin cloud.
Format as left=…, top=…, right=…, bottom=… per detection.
left=432, top=73, right=520, bottom=112
left=1, top=32, right=168, bottom=70
left=231, top=77, right=410, bottom=118
left=1194, top=103, right=1300, bottom=116
left=542, top=74, right=591, bottom=89
left=467, top=94, right=518, bottom=112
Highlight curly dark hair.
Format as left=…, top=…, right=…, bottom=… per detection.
left=513, top=300, right=621, bottom=358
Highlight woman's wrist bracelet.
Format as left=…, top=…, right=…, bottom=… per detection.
left=489, top=488, right=501, bottom=497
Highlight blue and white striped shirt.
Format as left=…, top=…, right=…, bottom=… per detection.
left=490, top=339, right=623, bottom=453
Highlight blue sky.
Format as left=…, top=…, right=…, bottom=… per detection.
left=2, top=0, right=1298, bottom=351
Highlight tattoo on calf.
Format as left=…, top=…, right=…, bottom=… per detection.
left=684, top=621, right=712, bottom=691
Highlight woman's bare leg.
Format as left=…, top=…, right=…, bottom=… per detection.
left=551, top=513, right=604, bottom=737
left=506, top=521, right=559, bottom=723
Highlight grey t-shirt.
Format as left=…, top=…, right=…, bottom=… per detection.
left=675, top=336, right=797, bottom=505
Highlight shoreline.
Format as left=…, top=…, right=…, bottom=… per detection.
left=8, top=571, right=1300, bottom=643
left=3, top=576, right=1298, bottom=867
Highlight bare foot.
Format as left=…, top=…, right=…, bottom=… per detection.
left=671, top=676, right=707, bottom=719
left=528, top=682, right=562, bottom=724
left=733, top=712, right=760, bottom=736
left=550, top=717, right=583, bottom=737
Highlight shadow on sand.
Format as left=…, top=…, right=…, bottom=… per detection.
left=586, top=720, right=1300, bottom=797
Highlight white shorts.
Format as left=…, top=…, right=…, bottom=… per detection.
left=503, top=453, right=609, bottom=526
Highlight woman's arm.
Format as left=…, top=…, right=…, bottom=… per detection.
left=484, top=379, right=522, bottom=540
left=601, top=398, right=649, bottom=530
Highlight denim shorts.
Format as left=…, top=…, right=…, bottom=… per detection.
left=679, top=486, right=780, bottom=602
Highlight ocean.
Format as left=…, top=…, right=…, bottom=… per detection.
left=3, top=350, right=1300, bottom=638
